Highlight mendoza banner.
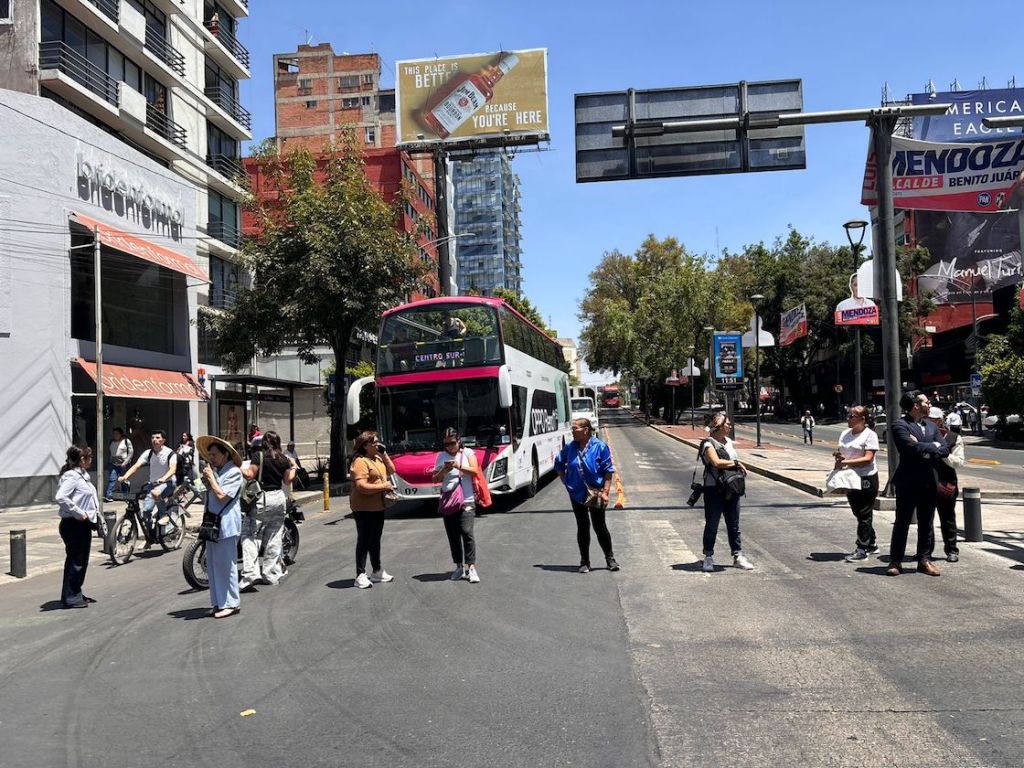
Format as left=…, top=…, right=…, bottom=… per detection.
left=861, top=136, right=1024, bottom=213
left=395, top=49, right=548, bottom=146
left=779, top=303, right=807, bottom=346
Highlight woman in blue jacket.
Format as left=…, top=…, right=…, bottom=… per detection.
left=198, top=436, right=244, bottom=618
left=554, top=418, right=618, bottom=573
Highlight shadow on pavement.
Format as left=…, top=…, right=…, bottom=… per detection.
left=39, top=600, right=67, bottom=612
left=411, top=573, right=451, bottom=583
left=807, top=552, right=849, bottom=562
left=326, top=578, right=356, bottom=589
left=854, top=566, right=896, bottom=577
left=671, top=561, right=710, bottom=573
left=532, top=564, right=580, bottom=573
left=167, top=607, right=212, bottom=620
left=980, top=532, right=1024, bottom=568
left=177, top=587, right=204, bottom=595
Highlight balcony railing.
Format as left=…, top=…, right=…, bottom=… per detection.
left=206, top=154, right=245, bottom=181
left=39, top=41, right=119, bottom=107
left=203, top=20, right=250, bottom=69
left=208, top=220, right=241, bottom=249
left=145, top=25, right=185, bottom=76
left=146, top=103, right=187, bottom=148
left=203, top=85, right=252, bottom=130
left=87, top=0, right=119, bottom=23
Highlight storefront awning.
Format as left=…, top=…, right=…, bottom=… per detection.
left=77, top=358, right=210, bottom=401
left=71, top=212, right=209, bottom=283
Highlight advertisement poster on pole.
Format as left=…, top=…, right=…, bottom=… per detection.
left=713, top=333, right=743, bottom=389
left=395, top=49, right=549, bottom=146
left=835, top=274, right=880, bottom=326
left=779, top=303, right=808, bottom=345
left=860, top=136, right=1024, bottom=213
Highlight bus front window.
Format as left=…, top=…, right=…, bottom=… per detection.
left=380, top=379, right=508, bottom=453
left=378, top=303, right=502, bottom=375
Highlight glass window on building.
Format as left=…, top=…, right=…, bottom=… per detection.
left=207, top=122, right=238, bottom=159
left=208, top=190, right=239, bottom=246
left=209, top=255, right=240, bottom=308
left=339, top=74, right=359, bottom=89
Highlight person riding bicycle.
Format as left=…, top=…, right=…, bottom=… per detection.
left=121, top=429, right=178, bottom=536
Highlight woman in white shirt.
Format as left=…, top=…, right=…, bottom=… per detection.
left=431, top=428, right=480, bottom=583
left=55, top=445, right=99, bottom=608
left=834, top=405, right=880, bottom=562
left=700, top=413, right=753, bottom=572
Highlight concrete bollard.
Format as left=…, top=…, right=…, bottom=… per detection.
left=10, top=529, right=27, bottom=578
left=322, top=471, right=330, bottom=512
left=102, top=510, right=118, bottom=555
left=963, top=487, right=983, bottom=542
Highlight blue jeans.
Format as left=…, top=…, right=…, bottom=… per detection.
left=702, top=485, right=742, bottom=557
left=105, top=466, right=127, bottom=498
left=142, top=479, right=176, bottom=523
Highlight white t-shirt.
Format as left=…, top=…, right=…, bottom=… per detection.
left=838, top=427, right=879, bottom=477
left=141, top=446, right=177, bottom=484
left=701, top=437, right=738, bottom=488
left=433, top=448, right=475, bottom=502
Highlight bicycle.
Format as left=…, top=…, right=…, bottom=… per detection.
left=109, top=481, right=195, bottom=564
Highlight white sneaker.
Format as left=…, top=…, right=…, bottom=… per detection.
left=370, top=569, right=394, bottom=583
left=702, top=556, right=715, bottom=573
left=354, top=573, right=372, bottom=589
left=467, top=565, right=480, bottom=584
left=733, top=553, right=754, bottom=570
left=450, top=565, right=465, bottom=580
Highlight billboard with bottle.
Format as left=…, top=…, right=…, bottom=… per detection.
left=395, top=49, right=549, bottom=146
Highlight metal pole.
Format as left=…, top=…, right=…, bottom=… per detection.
left=9, top=530, right=26, bottom=578
left=433, top=147, right=452, bottom=296
left=754, top=314, right=762, bottom=447
left=970, top=282, right=980, bottom=423
left=671, top=386, right=676, bottom=425
left=871, top=117, right=902, bottom=487
left=853, top=237, right=863, bottom=405
left=93, top=227, right=104, bottom=517
left=963, top=487, right=983, bottom=541
left=690, top=370, right=696, bottom=428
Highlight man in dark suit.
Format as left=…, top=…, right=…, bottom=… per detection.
left=888, top=391, right=951, bottom=576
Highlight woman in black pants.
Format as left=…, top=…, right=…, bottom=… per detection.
left=55, top=446, right=99, bottom=608
left=347, top=431, right=397, bottom=589
left=834, top=406, right=881, bottom=562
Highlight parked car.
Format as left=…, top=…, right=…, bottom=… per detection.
left=571, top=397, right=599, bottom=433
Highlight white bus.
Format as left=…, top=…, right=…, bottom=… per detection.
left=346, top=297, right=573, bottom=500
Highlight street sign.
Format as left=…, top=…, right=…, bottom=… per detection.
left=574, top=80, right=805, bottom=183
left=970, top=372, right=982, bottom=397
left=712, top=333, right=744, bottom=390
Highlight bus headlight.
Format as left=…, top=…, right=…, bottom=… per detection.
left=490, top=458, right=508, bottom=481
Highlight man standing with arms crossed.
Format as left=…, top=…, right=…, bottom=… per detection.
left=887, top=392, right=950, bottom=577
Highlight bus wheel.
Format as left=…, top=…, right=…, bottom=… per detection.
left=524, top=459, right=539, bottom=498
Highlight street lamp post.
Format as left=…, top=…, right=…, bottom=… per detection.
left=686, top=344, right=696, bottom=428
left=750, top=295, right=764, bottom=448
left=843, top=219, right=869, bottom=406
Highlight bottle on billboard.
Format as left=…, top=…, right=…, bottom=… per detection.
left=419, top=53, right=519, bottom=139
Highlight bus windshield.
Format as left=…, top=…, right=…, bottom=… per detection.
left=379, top=379, right=509, bottom=453
left=378, top=303, right=502, bottom=375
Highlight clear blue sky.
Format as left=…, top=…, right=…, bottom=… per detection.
left=241, top=0, right=1020, bottom=381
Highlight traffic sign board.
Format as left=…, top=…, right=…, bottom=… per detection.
left=970, top=372, right=982, bottom=396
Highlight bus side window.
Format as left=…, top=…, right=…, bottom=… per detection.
left=510, top=385, right=528, bottom=440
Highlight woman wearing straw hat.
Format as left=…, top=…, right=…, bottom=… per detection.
left=197, top=435, right=244, bottom=618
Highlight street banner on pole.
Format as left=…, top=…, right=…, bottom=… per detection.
left=395, top=49, right=548, bottom=146
left=835, top=273, right=880, bottom=326
left=779, top=303, right=807, bottom=345
left=861, top=136, right=1024, bottom=213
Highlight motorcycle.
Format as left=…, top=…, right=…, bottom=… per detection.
left=181, top=498, right=302, bottom=591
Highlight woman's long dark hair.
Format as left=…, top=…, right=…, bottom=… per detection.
left=60, top=445, right=91, bottom=474
left=262, top=430, right=283, bottom=461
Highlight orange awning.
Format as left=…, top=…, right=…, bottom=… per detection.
left=77, top=358, right=210, bottom=401
left=72, top=212, right=209, bottom=283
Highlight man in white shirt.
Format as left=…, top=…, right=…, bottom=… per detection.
left=121, top=430, right=178, bottom=530
left=105, top=427, right=134, bottom=501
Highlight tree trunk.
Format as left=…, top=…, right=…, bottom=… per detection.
left=328, top=330, right=354, bottom=487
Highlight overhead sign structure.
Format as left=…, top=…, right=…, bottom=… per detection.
left=395, top=49, right=549, bottom=147
left=910, top=88, right=1024, bottom=143
left=712, top=333, right=744, bottom=389
left=779, top=303, right=808, bottom=346
left=575, top=79, right=805, bottom=182
left=860, top=136, right=1024, bottom=213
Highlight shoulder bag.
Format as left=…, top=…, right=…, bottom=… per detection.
left=198, top=475, right=242, bottom=542
left=438, top=451, right=466, bottom=516
left=704, top=438, right=746, bottom=500
left=578, top=446, right=607, bottom=509
left=240, top=452, right=265, bottom=519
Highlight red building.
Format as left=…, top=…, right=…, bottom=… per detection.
left=243, top=148, right=439, bottom=301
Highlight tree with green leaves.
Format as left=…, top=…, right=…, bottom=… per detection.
left=978, top=286, right=1024, bottom=436
left=211, top=135, right=428, bottom=473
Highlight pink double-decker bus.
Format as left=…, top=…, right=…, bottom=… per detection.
left=345, top=297, right=573, bottom=500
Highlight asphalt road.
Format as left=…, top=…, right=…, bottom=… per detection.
left=2, top=409, right=1023, bottom=767
left=742, top=417, right=1024, bottom=486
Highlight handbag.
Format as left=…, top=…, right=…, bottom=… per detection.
left=703, top=438, right=746, bottom=499
left=438, top=480, right=465, bottom=515
left=197, top=509, right=221, bottom=542
left=825, top=467, right=862, bottom=494
left=383, top=474, right=401, bottom=508
left=936, top=480, right=958, bottom=499
left=240, top=453, right=265, bottom=518
left=584, top=485, right=607, bottom=509
left=472, top=466, right=493, bottom=508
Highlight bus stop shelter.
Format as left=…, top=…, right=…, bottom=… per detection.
left=207, top=374, right=322, bottom=450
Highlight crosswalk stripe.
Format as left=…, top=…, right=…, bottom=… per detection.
left=631, top=519, right=698, bottom=569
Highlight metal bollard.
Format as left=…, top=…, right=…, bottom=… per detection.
left=102, top=510, right=118, bottom=555
left=322, top=471, right=330, bottom=512
left=10, top=530, right=27, bottom=578
left=963, top=487, right=983, bottom=542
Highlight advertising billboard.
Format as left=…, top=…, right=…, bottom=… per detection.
left=909, top=88, right=1024, bottom=143
left=395, top=49, right=548, bottom=147
left=860, top=136, right=1024, bottom=213
left=779, top=303, right=808, bottom=345
left=713, top=333, right=744, bottom=388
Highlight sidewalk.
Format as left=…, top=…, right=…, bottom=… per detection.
left=0, top=491, right=324, bottom=587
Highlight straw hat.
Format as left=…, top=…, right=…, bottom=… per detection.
left=196, top=435, right=242, bottom=467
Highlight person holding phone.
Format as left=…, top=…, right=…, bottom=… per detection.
left=432, top=428, right=480, bottom=583
left=348, top=431, right=397, bottom=589
left=834, top=405, right=880, bottom=562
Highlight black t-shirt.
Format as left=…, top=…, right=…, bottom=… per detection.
left=256, top=451, right=292, bottom=491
